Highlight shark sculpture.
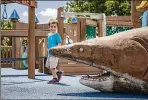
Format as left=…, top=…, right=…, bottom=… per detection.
left=50, top=27, right=148, bottom=94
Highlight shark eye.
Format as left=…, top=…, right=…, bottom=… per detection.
left=79, top=47, right=84, bottom=52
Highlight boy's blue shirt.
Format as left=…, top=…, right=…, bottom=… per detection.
left=47, top=32, right=62, bottom=56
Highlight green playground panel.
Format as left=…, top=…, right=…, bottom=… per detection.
left=86, top=25, right=96, bottom=40
left=85, top=25, right=133, bottom=40
left=106, top=26, right=133, bottom=36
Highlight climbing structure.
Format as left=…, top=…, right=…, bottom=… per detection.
left=1, top=0, right=37, bottom=79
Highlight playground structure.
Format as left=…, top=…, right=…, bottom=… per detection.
left=1, top=0, right=148, bottom=77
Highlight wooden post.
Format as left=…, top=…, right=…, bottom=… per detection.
left=57, top=7, right=64, bottom=44
left=80, top=18, right=86, bottom=41
left=35, top=37, right=39, bottom=70
left=131, top=0, right=136, bottom=28
left=57, top=7, right=64, bottom=71
left=12, top=37, right=15, bottom=68
left=131, top=0, right=141, bottom=28
left=28, top=5, right=35, bottom=79
left=97, top=19, right=103, bottom=37
left=77, top=18, right=81, bottom=42
left=14, top=37, right=21, bottom=69
left=38, top=38, right=44, bottom=73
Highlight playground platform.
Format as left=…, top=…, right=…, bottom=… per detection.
left=1, top=68, right=148, bottom=100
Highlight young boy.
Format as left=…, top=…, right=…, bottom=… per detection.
left=45, top=20, right=63, bottom=84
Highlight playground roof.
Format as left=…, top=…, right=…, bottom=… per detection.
left=35, top=15, right=39, bottom=23
left=9, top=9, right=20, bottom=19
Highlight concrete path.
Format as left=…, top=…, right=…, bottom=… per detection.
left=1, top=68, right=148, bottom=99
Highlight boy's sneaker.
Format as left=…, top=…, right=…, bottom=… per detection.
left=47, top=78, right=59, bottom=84
left=57, top=71, right=63, bottom=81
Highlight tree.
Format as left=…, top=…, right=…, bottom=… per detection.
left=64, top=0, right=131, bottom=16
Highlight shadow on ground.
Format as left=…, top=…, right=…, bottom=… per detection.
left=2, top=78, right=71, bottom=86
left=57, top=92, right=148, bottom=99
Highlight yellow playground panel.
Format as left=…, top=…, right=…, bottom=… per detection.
left=136, top=0, right=148, bottom=9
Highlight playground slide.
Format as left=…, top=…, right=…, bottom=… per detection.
left=136, top=0, right=148, bottom=9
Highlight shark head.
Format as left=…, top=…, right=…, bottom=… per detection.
left=50, top=27, right=148, bottom=94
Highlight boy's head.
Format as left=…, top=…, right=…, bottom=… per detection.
left=48, top=21, right=58, bottom=33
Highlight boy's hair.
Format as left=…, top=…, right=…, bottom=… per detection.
left=48, top=21, right=58, bottom=27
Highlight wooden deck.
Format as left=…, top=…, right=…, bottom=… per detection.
left=44, top=58, right=101, bottom=75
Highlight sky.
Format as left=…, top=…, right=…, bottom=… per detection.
left=1, top=1, right=68, bottom=24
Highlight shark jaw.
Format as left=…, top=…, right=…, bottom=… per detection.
left=58, top=57, right=148, bottom=94
left=60, top=56, right=146, bottom=84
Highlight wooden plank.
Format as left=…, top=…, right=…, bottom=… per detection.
left=1, top=64, right=12, bottom=68
left=86, top=19, right=97, bottom=27
left=77, top=18, right=81, bottom=42
left=12, top=37, right=15, bottom=68
left=107, top=21, right=133, bottom=27
left=15, top=22, right=28, bottom=30
left=2, top=0, right=37, bottom=8
left=35, top=37, right=39, bottom=69
left=131, top=0, right=140, bottom=28
left=1, top=30, right=50, bottom=37
left=36, top=24, right=49, bottom=29
left=97, top=19, right=103, bottom=37
left=14, top=38, right=21, bottom=69
left=38, top=38, right=44, bottom=73
left=80, top=18, right=86, bottom=41
left=28, top=6, right=35, bottom=79
left=107, top=16, right=131, bottom=21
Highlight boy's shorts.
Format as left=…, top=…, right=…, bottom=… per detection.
left=45, top=56, right=59, bottom=69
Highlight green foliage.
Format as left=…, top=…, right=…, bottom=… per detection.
left=64, top=0, right=131, bottom=16
left=106, top=26, right=133, bottom=36
left=1, top=20, right=13, bottom=30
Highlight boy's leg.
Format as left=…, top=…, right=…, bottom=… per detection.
left=50, top=68, right=58, bottom=79
left=55, top=57, right=64, bottom=81
left=47, top=56, right=59, bottom=84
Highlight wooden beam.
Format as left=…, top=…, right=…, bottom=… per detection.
left=1, top=30, right=50, bottom=37
left=86, top=19, right=97, bottom=27
left=80, top=18, right=86, bottom=41
left=77, top=18, right=81, bottom=42
left=107, top=16, right=131, bottom=21
left=28, top=6, right=35, bottom=79
left=131, top=0, right=139, bottom=28
left=38, top=38, right=44, bottom=73
left=107, top=21, right=133, bottom=27
left=1, top=0, right=37, bottom=8
left=12, top=37, right=15, bottom=68
left=57, top=7, right=64, bottom=44
left=97, top=19, right=103, bottom=37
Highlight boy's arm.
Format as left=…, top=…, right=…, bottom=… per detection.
left=56, top=33, right=62, bottom=46
left=58, top=43, right=62, bottom=46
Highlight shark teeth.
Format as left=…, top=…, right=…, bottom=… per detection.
left=97, top=70, right=109, bottom=76
left=99, top=78, right=103, bottom=82
left=103, top=70, right=107, bottom=74
left=98, top=73, right=102, bottom=76
left=103, top=77, right=106, bottom=81
left=106, top=77, right=110, bottom=80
